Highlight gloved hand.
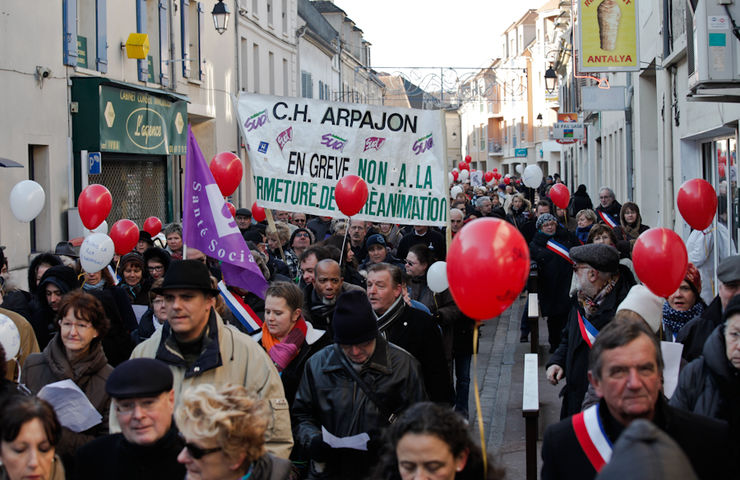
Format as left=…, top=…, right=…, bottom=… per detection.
left=309, top=436, right=332, bottom=462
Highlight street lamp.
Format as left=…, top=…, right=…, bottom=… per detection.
left=544, top=65, right=557, bottom=93
left=212, top=0, right=230, bottom=35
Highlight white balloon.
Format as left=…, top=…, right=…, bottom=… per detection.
left=0, top=314, right=20, bottom=359
left=9, top=180, right=45, bottom=223
left=450, top=186, right=463, bottom=199
left=515, top=164, right=524, bottom=174
left=448, top=172, right=455, bottom=184
left=459, top=169, right=470, bottom=182
left=452, top=168, right=459, bottom=174
left=80, top=233, right=115, bottom=274
left=427, top=261, right=449, bottom=293
left=84, top=220, right=108, bottom=237
left=522, top=164, right=544, bottom=188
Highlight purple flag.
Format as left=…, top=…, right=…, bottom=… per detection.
left=183, top=126, right=268, bottom=298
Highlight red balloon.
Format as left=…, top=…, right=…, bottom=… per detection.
left=458, top=162, right=470, bottom=171
left=677, top=179, right=717, bottom=231
left=335, top=175, right=369, bottom=217
left=493, top=167, right=498, bottom=172
left=78, top=184, right=112, bottom=230
left=484, top=171, right=494, bottom=183
left=452, top=170, right=459, bottom=181
left=143, top=216, right=162, bottom=236
left=549, top=183, right=571, bottom=209
left=447, top=218, right=530, bottom=320
left=251, top=202, right=266, bottom=222
left=503, top=177, right=511, bottom=185
left=109, top=219, right=139, bottom=256
left=210, top=152, right=243, bottom=197
left=226, top=202, right=236, bottom=218
left=632, top=228, right=688, bottom=298
left=464, top=155, right=472, bottom=162
left=493, top=172, right=502, bottom=180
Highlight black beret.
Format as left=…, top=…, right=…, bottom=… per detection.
left=106, top=358, right=173, bottom=399
left=570, top=243, right=620, bottom=273
left=235, top=208, right=251, bottom=217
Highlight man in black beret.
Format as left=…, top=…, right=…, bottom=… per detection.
left=546, top=243, right=634, bottom=419
left=75, top=358, right=185, bottom=480
left=292, top=289, right=427, bottom=479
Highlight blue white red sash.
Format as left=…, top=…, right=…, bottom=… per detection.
left=577, top=310, right=598, bottom=347
left=218, top=281, right=262, bottom=334
left=546, top=239, right=574, bottom=264
left=597, top=210, right=618, bottom=229
left=572, top=403, right=612, bottom=472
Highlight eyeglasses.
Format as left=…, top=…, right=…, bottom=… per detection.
left=148, top=265, right=164, bottom=272
left=59, top=321, right=93, bottom=331
left=404, top=259, right=416, bottom=266
left=115, top=397, right=160, bottom=415
left=178, top=434, right=222, bottom=459
left=295, top=232, right=310, bottom=238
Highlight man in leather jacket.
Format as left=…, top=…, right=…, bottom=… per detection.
left=292, top=290, right=426, bottom=479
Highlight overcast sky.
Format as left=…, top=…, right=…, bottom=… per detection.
left=333, top=0, right=547, bottom=72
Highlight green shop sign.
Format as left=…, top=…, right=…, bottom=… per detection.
left=72, top=77, right=188, bottom=155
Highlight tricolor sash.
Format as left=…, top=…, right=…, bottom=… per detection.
left=218, top=281, right=263, bottom=334
left=572, top=403, right=612, bottom=472
left=546, top=239, right=574, bottom=264
left=577, top=310, right=598, bottom=347
left=597, top=210, right=618, bottom=229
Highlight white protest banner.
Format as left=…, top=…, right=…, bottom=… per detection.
left=236, top=94, right=448, bottom=226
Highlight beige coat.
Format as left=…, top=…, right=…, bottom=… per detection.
left=1, top=307, right=40, bottom=381
left=112, top=313, right=293, bottom=458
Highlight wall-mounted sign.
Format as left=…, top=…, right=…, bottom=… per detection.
left=88, top=152, right=101, bottom=174
left=578, top=0, right=639, bottom=72
left=515, top=148, right=528, bottom=158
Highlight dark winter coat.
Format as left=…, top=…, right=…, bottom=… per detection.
left=546, top=275, right=632, bottom=418
left=291, top=337, right=427, bottom=480
left=377, top=300, right=454, bottom=404
left=432, top=289, right=475, bottom=360
left=676, top=295, right=723, bottom=362
left=73, top=424, right=185, bottom=480
left=131, top=308, right=159, bottom=344
left=30, top=265, right=79, bottom=349
left=22, top=334, right=113, bottom=470
left=529, top=228, right=579, bottom=317
left=671, top=324, right=740, bottom=453
left=541, top=397, right=732, bottom=480
left=568, top=185, right=593, bottom=216
left=407, top=275, right=434, bottom=313
left=395, top=229, right=446, bottom=263
left=86, top=288, right=136, bottom=367
left=595, top=201, right=622, bottom=226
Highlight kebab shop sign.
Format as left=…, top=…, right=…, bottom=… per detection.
left=578, top=0, right=639, bottom=72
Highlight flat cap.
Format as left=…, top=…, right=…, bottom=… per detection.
left=106, top=358, right=173, bottom=399
left=235, top=208, right=251, bottom=217
left=570, top=243, right=620, bottom=273
left=717, top=255, right=740, bottom=284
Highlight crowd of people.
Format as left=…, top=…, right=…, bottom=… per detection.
left=0, top=172, right=737, bottom=479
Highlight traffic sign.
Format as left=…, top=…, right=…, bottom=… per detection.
left=88, top=152, right=101, bottom=174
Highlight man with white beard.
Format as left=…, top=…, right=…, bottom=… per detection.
left=545, top=244, right=632, bottom=419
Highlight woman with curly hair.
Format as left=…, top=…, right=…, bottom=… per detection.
left=175, top=383, right=296, bottom=480
left=372, top=402, right=505, bottom=480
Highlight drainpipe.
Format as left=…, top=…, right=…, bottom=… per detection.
left=625, top=74, right=634, bottom=201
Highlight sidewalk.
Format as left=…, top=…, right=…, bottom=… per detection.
left=469, top=296, right=561, bottom=479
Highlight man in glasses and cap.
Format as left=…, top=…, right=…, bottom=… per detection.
left=546, top=243, right=633, bottom=419
left=117, top=260, right=293, bottom=458
left=76, top=358, right=185, bottom=480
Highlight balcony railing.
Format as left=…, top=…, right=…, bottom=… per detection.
left=488, top=141, right=503, bottom=154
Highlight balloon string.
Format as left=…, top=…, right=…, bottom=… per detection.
left=339, top=220, right=350, bottom=268
left=473, top=321, right=487, bottom=475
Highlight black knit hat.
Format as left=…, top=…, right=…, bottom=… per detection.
left=38, top=265, right=78, bottom=294
left=332, top=290, right=378, bottom=345
left=106, top=358, right=173, bottom=399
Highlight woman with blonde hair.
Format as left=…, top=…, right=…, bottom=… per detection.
left=505, top=193, right=532, bottom=231
left=176, top=384, right=295, bottom=480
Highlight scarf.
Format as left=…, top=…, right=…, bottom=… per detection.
left=662, top=301, right=704, bottom=335
left=621, top=220, right=643, bottom=240
left=576, top=224, right=593, bottom=243
left=578, top=277, right=618, bottom=317
left=123, top=283, right=142, bottom=302
left=375, top=295, right=406, bottom=335
left=82, top=280, right=105, bottom=291
left=262, top=317, right=307, bottom=371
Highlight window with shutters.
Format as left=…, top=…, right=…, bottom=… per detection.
left=301, top=71, right=313, bottom=98
left=182, top=0, right=204, bottom=80
left=63, top=0, right=107, bottom=72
